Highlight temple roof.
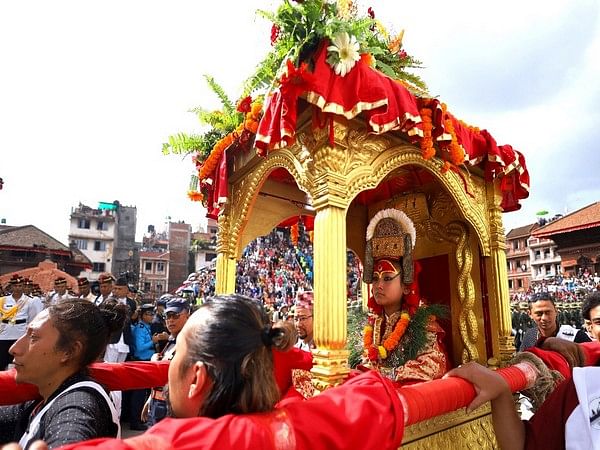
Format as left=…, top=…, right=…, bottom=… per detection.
left=506, top=223, right=538, bottom=239
left=0, top=225, right=69, bottom=252
left=533, top=202, right=600, bottom=238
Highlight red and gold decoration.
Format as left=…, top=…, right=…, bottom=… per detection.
left=164, top=0, right=529, bottom=218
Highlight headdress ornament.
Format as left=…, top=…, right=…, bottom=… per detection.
left=363, top=208, right=416, bottom=284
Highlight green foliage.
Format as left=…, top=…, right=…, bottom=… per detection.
left=244, top=0, right=428, bottom=96
left=162, top=76, right=240, bottom=159
left=161, top=129, right=225, bottom=159
left=395, top=304, right=448, bottom=365
left=346, top=305, right=368, bottom=369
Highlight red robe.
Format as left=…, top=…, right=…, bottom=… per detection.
left=57, top=371, right=404, bottom=450
left=0, top=350, right=312, bottom=406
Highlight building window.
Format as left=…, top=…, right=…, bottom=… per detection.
left=94, top=241, right=107, bottom=251
left=517, top=279, right=523, bottom=288
left=156, top=284, right=163, bottom=293
left=93, top=262, right=106, bottom=272
left=206, top=253, right=217, bottom=262
left=74, top=239, right=88, bottom=250
left=78, top=219, right=90, bottom=229
left=145, top=262, right=152, bottom=271
left=144, top=282, right=151, bottom=291
left=157, top=262, right=165, bottom=272
left=97, top=221, right=108, bottom=231
left=508, top=279, right=513, bottom=289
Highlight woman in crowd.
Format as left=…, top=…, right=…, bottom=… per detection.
left=53, top=294, right=405, bottom=450
left=0, top=298, right=127, bottom=449
left=361, top=208, right=447, bottom=383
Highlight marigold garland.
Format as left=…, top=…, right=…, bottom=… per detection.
left=364, top=312, right=411, bottom=362
left=419, top=107, right=435, bottom=160
left=440, top=103, right=466, bottom=166
left=198, top=98, right=263, bottom=182
left=187, top=190, right=204, bottom=202
left=290, top=223, right=299, bottom=246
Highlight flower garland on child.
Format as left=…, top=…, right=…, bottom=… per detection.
left=363, top=312, right=410, bottom=361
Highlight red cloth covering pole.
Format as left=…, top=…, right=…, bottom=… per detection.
left=400, top=365, right=528, bottom=425
left=0, top=361, right=170, bottom=406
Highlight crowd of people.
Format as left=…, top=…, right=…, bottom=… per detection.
left=183, top=227, right=362, bottom=323
left=511, top=272, right=600, bottom=350
left=1, top=211, right=600, bottom=448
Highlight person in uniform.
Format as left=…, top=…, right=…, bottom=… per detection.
left=128, top=304, right=157, bottom=431
left=94, top=273, right=114, bottom=306
left=142, top=297, right=190, bottom=426
left=360, top=208, right=447, bottom=384
left=104, top=277, right=137, bottom=420
left=0, top=275, right=43, bottom=370
left=151, top=298, right=169, bottom=353
left=77, top=277, right=95, bottom=302
left=47, top=277, right=71, bottom=305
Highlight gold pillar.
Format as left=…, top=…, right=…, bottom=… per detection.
left=310, top=198, right=351, bottom=391
left=215, top=211, right=236, bottom=295
left=215, top=253, right=236, bottom=294
left=486, top=184, right=514, bottom=363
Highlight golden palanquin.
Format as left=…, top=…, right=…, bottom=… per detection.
left=211, top=106, right=521, bottom=446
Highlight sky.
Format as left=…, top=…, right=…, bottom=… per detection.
left=1, top=0, right=599, bottom=246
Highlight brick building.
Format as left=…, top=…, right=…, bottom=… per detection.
left=506, top=223, right=538, bottom=294
left=533, top=202, right=600, bottom=276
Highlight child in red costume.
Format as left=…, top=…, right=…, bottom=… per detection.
left=361, top=208, right=447, bottom=383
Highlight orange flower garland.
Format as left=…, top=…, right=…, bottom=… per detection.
left=419, top=107, right=435, bottom=160
left=187, top=190, right=203, bottom=202
left=199, top=132, right=235, bottom=180
left=290, top=223, right=299, bottom=246
left=364, top=312, right=411, bottom=362
left=440, top=103, right=465, bottom=167
left=198, top=99, right=263, bottom=182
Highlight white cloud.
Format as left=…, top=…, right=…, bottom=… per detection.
left=1, top=0, right=598, bottom=242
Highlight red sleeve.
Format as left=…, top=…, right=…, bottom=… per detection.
left=58, top=415, right=280, bottom=450
left=287, top=371, right=405, bottom=450
left=58, top=371, right=404, bottom=450
left=524, top=377, right=578, bottom=449
left=88, top=360, right=169, bottom=390
left=0, top=369, right=40, bottom=405
left=526, top=347, right=571, bottom=378
left=581, top=341, right=600, bottom=366
left=272, top=347, right=313, bottom=395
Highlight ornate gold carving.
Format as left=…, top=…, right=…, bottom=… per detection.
left=485, top=181, right=515, bottom=363
left=403, top=408, right=497, bottom=449
left=215, top=211, right=232, bottom=257
left=226, top=146, right=312, bottom=258
left=421, top=219, right=479, bottom=362
left=342, top=146, right=491, bottom=256
left=310, top=348, right=351, bottom=393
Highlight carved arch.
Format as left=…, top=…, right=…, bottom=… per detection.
left=227, top=146, right=312, bottom=258
left=344, top=146, right=491, bottom=256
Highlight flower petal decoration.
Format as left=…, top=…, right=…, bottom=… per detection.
left=327, top=31, right=360, bottom=77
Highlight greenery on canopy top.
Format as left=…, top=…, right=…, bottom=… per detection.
left=245, top=0, right=428, bottom=96
left=163, top=0, right=429, bottom=159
